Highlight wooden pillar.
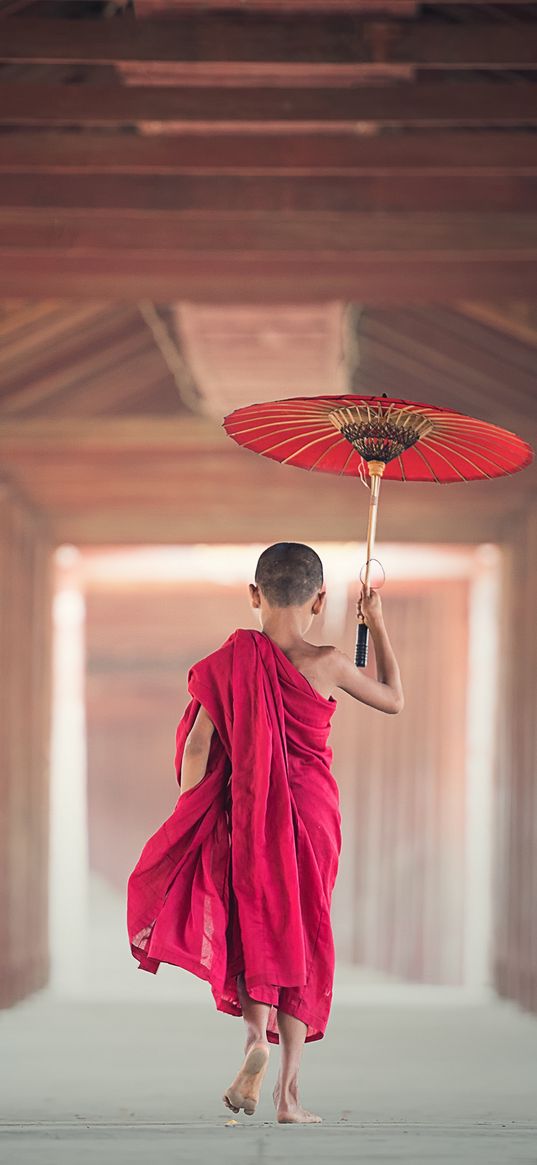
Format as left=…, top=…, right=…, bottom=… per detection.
left=0, top=481, right=53, bottom=1008
left=494, top=503, right=537, bottom=1013
left=331, top=576, right=470, bottom=984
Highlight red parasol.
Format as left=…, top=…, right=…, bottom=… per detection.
left=223, top=393, right=533, bottom=666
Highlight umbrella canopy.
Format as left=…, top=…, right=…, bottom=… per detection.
left=223, top=393, right=533, bottom=483
left=223, top=392, right=533, bottom=666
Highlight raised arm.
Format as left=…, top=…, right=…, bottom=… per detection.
left=331, top=586, right=404, bottom=715
left=179, top=704, right=215, bottom=794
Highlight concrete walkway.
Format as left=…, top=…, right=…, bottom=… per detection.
left=1, top=992, right=536, bottom=1164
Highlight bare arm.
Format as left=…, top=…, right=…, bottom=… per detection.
left=179, top=704, right=215, bottom=794
left=331, top=587, right=404, bottom=715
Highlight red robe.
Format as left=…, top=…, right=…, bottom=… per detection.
left=126, top=627, right=342, bottom=1043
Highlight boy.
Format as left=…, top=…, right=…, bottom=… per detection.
left=127, top=542, right=403, bottom=1124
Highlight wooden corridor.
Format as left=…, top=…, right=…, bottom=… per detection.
left=0, top=0, right=536, bottom=1027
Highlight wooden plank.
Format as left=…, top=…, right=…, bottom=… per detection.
left=1, top=17, right=537, bottom=68
left=459, top=302, right=537, bottom=350
left=0, top=485, right=51, bottom=1007
left=1, top=209, right=536, bottom=252
left=1, top=253, right=537, bottom=301
left=1, top=433, right=532, bottom=500
left=134, top=1, right=418, bottom=12
left=2, top=83, right=536, bottom=128
left=2, top=130, right=537, bottom=174
left=0, top=330, right=159, bottom=414
left=0, top=0, right=35, bottom=11
left=0, top=416, right=224, bottom=449
left=114, top=62, right=414, bottom=86
left=0, top=0, right=417, bottom=11
left=1, top=0, right=532, bottom=10
left=359, top=310, right=537, bottom=416
left=0, top=451, right=531, bottom=545
left=40, top=503, right=527, bottom=546
left=348, top=579, right=468, bottom=982
left=2, top=169, right=537, bottom=212
left=494, top=507, right=537, bottom=1016
left=138, top=0, right=418, bottom=11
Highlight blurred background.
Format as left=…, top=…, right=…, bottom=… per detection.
left=1, top=0, right=537, bottom=1156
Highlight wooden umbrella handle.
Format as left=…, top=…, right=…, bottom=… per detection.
left=355, top=466, right=383, bottom=668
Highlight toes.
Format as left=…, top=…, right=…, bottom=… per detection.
left=222, top=1094, right=239, bottom=1114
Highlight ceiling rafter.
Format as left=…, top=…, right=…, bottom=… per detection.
left=0, top=300, right=191, bottom=417
left=2, top=15, right=537, bottom=68
left=2, top=81, right=535, bottom=128
left=137, top=300, right=202, bottom=414
left=2, top=130, right=536, bottom=173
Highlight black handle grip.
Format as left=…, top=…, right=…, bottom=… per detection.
left=355, top=621, right=369, bottom=668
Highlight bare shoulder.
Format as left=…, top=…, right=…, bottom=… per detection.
left=304, top=642, right=339, bottom=666
left=309, top=642, right=342, bottom=682
left=317, top=643, right=341, bottom=668
left=289, top=641, right=339, bottom=699
left=314, top=644, right=347, bottom=671
left=329, top=645, right=355, bottom=673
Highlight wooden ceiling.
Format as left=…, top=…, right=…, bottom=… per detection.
left=0, top=300, right=535, bottom=544
left=0, top=1, right=535, bottom=543
left=1, top=0, right=537, bottom=299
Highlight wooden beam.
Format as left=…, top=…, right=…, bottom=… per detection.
left=424, top=0, right=537, bottom=3
left=0, top=447, right=532, bottom=545
left=1, top=253, right=536, bottom=302
left=0, top=419, right=533, bottom=548
left=1, top=17, right=537, bottom=68
left=2, top=413, right=533, bottom=453
left=2, top=130, right=537, bottom=174
left=1, top=209, right=536, bottom=252
left=133, top=1, right=418, bottom=12
left=132, top=0, right=537, bottom=6
left=0, top=480, right=52, bottom=1008
left=0, top=0, right=530, bottom=10
left=3, top=81, right=536, bottom=128
left=458, top=302, right=537, bottom=350
left=2, top=170, right=536, bottom=212
left=2, top=83, right=535, bottom=129
left=0, top=416, right=223, bottom=449
left=0, top=0, right=35, bottom=12
left=41, top=501, right=534, bottom=545
left=114, top=62, right=414, bottom=86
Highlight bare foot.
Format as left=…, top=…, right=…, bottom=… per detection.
left=223, top=1039, right=270, bottom=1117
left=272, top=1077, right=322, bottom=1124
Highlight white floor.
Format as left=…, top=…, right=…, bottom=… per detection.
left=1, top=987, right=537, bottom=1164
left=3, top=872, right=536, bottom=1163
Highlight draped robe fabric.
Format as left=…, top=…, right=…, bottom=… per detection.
left=126, top=627, right=342, bottom=1043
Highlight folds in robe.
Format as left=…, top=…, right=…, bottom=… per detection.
left=126, top=627, right=342, bottom=1043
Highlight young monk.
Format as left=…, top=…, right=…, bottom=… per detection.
left=127, top=542, right=403, bottom=1124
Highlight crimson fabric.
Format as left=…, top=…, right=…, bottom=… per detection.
left=126, top=627, right=342, bottom=1043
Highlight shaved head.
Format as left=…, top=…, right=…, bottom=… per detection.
left=254, top=542, right=324, bottom=608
